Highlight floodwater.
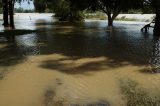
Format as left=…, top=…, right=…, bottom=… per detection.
left=0, top=13, right=160, bottom=106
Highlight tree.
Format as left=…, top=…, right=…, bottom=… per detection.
left=69, top=0, right=144, bottom=28
left=9, top=0, right=15, bottom=28
left=1, top=0, right=31, bottom=29
left=34, top=0, right=47, bottom=13
left=1, top=0, right=15, bottom=28
left=91, top=0, right=143, bottom=28
left=2, top=0, right=9, bottom=27
left=142, top=0, right=160, bottom=36
left=148, top=0, right=160, bottom=36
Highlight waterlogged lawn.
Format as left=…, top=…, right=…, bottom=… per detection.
left=0, top=14, right=160, bottom=106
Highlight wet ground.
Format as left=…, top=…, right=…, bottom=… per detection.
left=0, top=13, right=160, bottom=106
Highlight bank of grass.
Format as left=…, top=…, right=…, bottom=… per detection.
left=120, top=79, right=160, bottom=106
left=0, top=68, right=9, bottom=80
left=85, top=12, right=151, bottom=22
left=115, top=16, right=151, bottom=22
left=85, top=12, right=107, bottom=20
left=115, top=16, right=139, bottom=22
left=0, top=72, right=3, bottom=80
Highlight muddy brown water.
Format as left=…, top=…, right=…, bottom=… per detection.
left=0, top=14, right=160, bottom=106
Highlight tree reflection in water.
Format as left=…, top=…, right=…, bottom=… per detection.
left=149, top=37, right=160, bottom=73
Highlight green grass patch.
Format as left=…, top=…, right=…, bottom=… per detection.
left=115, top=16, right=139, bottom=21
left=85, top=12, right=107, bottom=20
left=119, top=79, right=160, bottom=106
left=0, top=72, right=3, bottom=80
left=0, top=68, right=8, bottom=80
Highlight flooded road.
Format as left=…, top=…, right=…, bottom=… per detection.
left=0, top=13, right=160, bottom=106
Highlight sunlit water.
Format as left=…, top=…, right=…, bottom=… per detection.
left=0, top=13, right=160, bottom=106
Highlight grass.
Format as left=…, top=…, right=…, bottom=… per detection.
left=85, top=13, right=151, bottom=22
left=44, top=89, right=110, bottom=106
left=0, top=72, right=3, bottom=80
left=85, top=12, right=107, bottom=20
left=0, top=68, right=9, bottom=80
left=119, top=79, right=160, bottom=106
left=44, top=89, right=67, bottom=106
left=115, top=16, right=139, bottom=21
left=44, top=90, right=55, bottom=106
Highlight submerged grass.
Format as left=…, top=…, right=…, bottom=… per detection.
left=44, top=89, right=67, bottom=106
left=119, top=79, right=160, bottom=106
left=0, top=68, right=9, bottom=80
left=115, top=16, right=139, bottom=22
left=44, top=90, right=55, bottom=106
left=44, top=89, right=110, bottom=106
left=0, top=72, right=3, bottom=80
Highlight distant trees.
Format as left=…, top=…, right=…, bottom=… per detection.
left=34, top=0, right=47, bottom=13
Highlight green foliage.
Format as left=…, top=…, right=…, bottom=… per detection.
left=0, top=7, right=3, bottom=14
left=143, top=0, right=160, bottom=12
left=34, top=0, right=47, bottom=13
left=52, top=0, right=70, bottom=17
left=0, top=0, right=3, bottom=14
left=127, top=9, right=143, bottom=14
left=33, top=0, right=85, bottom=21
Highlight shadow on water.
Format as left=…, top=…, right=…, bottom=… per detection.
left=40, top=58, right=129, bottom=75
left=0, top=45, right=24, bottom=66
left=0, top=29, right=37, bottom=67
left=21, top=20, right=154, bottom=74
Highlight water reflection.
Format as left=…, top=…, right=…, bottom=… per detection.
left=15, top=33, right=40, bottom=56
left=0, top=17, right=154, bottom=67
left=149, top=37, right=160, bottom=73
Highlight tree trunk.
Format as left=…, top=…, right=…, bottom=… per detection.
left=2, top=0, right=9, bottom=27
left=107, top=14, right=113, bottom=30
left=108, top=18, right=113, bottom=27
left=154, top=8, right=160, bottom=36
left=9, top=0, right=15, bottom=29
